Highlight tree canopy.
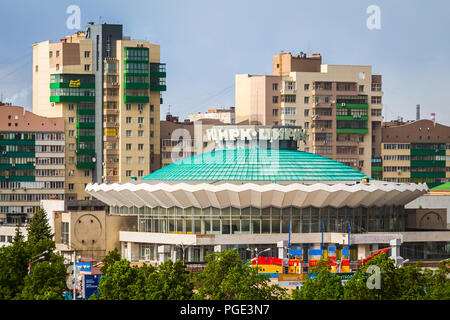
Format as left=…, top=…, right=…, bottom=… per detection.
left=194, top=250, right=287, bottom=300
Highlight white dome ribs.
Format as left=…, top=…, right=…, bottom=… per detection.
left=86, top=181, right=428, bottom=209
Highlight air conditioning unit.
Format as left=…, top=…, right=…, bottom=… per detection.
left=342, top=103, right=346, bottom=106
left=397, top=170, right=402, bottom=175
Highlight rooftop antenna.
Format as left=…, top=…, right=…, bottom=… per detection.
left=168, top=104, right=172, bottom=115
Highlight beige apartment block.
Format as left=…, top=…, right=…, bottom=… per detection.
left=33, top=32, right=94, bottom=200
left=235, top=52, right=384, bottom=176
left=32, top=24, right=164, bottom=195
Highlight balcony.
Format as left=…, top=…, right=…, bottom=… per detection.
left=124, top=96, right=149, bottom=103
left=336, top=128, right=368, bottom=134
left=150, top=63, right=166, bottom=78
left=150, top=84, right=167, bottom=92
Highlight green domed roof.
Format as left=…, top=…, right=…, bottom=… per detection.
left=143, top=148, right=369, bottom=182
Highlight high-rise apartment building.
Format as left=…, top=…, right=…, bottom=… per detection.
left=32, top=23, right=164, bottom=197
left=375, top=119, right=450, bottom=188
left=235, top=52, right=383, bottom=176
left=0, top=103, right=65, bottom=224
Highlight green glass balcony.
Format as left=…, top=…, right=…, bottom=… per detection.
left=336, top=103, right=369, bottom=109
left=336, top=128, right=368, bottom=134
left=50, top=96, right=95, bottom=103
left=124, top=96, right=149, bottom=103
left=76, top=122, right=95, bottom=129
left=410, top=160, right=446, bottom=167
left=411, top=171, right=446, bottom=178
left=150, top=84, right=167, bottom=92
left=76, top=162, right=95, bottom=169
left=336, top=115, right=369, bottom=121
left=410, top=149, right=446, bottom=156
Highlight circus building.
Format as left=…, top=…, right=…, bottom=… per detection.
left=85, top=125, right=445, bottom=269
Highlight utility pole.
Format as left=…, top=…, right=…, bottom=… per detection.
left=73, top=250, right=77, bottom=301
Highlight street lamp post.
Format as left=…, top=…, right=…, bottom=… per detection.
left=28, top=250, right=49, bottom=274
left=246, top=247, right=271, bottom=272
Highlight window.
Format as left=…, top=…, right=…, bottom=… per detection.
left=126, top=170, right=132, bottom=177
left=68, top=183, right=74, bottom=190
left=84, top=170, right=90, bottom=177
left=138, top=170, right=144, bottom=177
left=272, top=83, right=278, bottom=90
left=359, top=85, right=364, bottom=92
left=359, top=148, right=364, bottom=155
left=272, top=96, right=278, bottom=103
left=272, top=109, right=278, bottom=116
left=126, top=157, right=132, bottom=164
left=126, top=117, right=132, bottom=124
left=138, top=117, right=144, bottom=124
left=304, top=83, right=309, bottom=90
left=56, top=50, right=60, bottom=57
left=84, top=64, right=90, bottom=71
left=371, top=96, right=382, bottom=104
left=49, top=51, right=53, bottom=58
left=68, top=130, right=74, bottom=137
left=138, top=130, right=144, bottom=137
left=68, top=104, right=74, bottom=110
left=359, top=160, right=364, bottom=167
left=150, top=144, right=154, bottom=152
left=371, top=109, right=382, bottom=116
left=150, top=118, right=154, bottom=124
left=281, top=95, right=296, bottom=103
left=286, top=81, right=295, bottom=90
left=281, top=107, right=296, bottom=115
left=68, top=117, right=74, bottom=123
left=138, top=104, right=144, bottom=112
left=304, top=122, right=309, bottom=129
left=68, top=144, right=75, bottom=150
left=304, top=109, right=309, bottom=117
left=69, top=157, right=74, bottom=164
left=126, top=104, right=131, bottom=111
left=150, top=131, right=154, bottom=138
left=126, top=130, right=132, bottom=137
left=126, top=144, right=132, bottom=150
left=150, top=105, right=154, bottom=112
left=84, top=51, right=90, bottom=58
left=138, top=144, right=144, bottom=150
left=35, top=65, right=38, bottom=72
left=304, top=96, right=309, bottom=104
left=138, top=157, right=144, bottom=164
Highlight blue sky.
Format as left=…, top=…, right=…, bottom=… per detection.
left=0, top=0, right=449, bottom=124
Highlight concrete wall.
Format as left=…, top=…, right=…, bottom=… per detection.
left=406, top=194, right=450, bottom=229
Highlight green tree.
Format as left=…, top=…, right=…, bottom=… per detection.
left=17, top=254, right=67, bottom=300
left=292, top=258, right=344, bottom=300
left=424, top=259, right=450, bottom=300
left=144, top=259, right=194, bottom=300
left=96, top=259, right=149, bottom=300
left=343, top=253, right=436, bottom=300
left=0, top=237, right=29, bottom=300
left=100, top=248, right=121, bottom=274
left=194, top=250, right=286, bottom=300
left=27, top=208, right=53, bottom=244
left=95, top=258, right=194, bottom=300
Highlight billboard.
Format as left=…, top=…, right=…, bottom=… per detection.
left=83, top=274, right=102, bottom=299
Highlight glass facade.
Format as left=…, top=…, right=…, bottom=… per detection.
left=112, top=205, right=406, bottom=235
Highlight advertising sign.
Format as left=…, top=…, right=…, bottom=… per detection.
left=277, top=274, right=305, bottom=287
left=76, top=262, right=91, bottom=272
left=83, top=274, right=102, bottom=299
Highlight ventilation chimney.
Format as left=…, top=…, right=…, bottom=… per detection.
left=416, top=104, right=420, bottom=121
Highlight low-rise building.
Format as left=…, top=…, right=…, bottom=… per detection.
left=189, top=107, right=235, bottom=124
